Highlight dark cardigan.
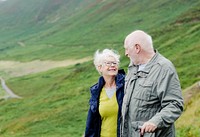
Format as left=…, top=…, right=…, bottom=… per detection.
left=85, top=69, right=125, bottom=137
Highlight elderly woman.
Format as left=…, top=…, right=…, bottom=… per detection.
left=84, top=49, right=125, bottom=137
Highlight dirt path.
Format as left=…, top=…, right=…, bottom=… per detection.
left=183, top=81, right=200, bottom=105
left=0, top=57, right=92, bottom=99
left=0, top=57, right=91, bottom=77
left=0, top=77, right=22, bottom=99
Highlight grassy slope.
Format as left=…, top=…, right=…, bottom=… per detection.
left=0, top=0, right=199, bottom=137
left=0, top=0, right=198, bottom=61
left=0, top=62, right=96, bottom=137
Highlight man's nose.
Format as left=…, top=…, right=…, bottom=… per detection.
left=125, top=52, right=128, bottom=57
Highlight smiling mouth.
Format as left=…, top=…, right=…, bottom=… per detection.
left=108, top=69, right=116, bottom=71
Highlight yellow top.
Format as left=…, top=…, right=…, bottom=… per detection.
left=99, top=88, right=118, bottom=137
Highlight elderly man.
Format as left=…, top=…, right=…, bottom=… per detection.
left=121, top=30, right=184, bottom=137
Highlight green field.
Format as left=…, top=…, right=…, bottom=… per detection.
left=0, top=0, right=199, bottom=136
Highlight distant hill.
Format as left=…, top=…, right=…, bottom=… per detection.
left=0, top=0, right=199, bottom=87
left=0, top=0, right=199, bottom=136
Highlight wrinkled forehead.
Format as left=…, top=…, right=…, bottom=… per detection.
left=124, top=39, right=134, bottom=49
left=124, top=33, right=136, bottom=48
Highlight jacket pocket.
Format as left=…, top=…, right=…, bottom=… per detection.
left=134, top=80, right=154, bottom=101
left=131, top=121, right=144, bottom=130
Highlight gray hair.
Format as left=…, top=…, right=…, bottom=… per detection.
left=93, top=49, right=120, bottom=74
left=125, top=30, right=154, bottom=52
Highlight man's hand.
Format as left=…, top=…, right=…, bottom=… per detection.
left=140, top=122, right=157, bottom=135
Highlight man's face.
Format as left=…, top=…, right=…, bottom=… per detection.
left=124, top=43, right=138, bottom=65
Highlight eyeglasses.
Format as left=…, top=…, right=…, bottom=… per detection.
left=104, top=61, right=119, bottom=67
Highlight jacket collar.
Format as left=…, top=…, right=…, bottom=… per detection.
left=90, top=69, right=125, bottom=98
left=128, top=50, right=160, bottom=74
left=142, top=50, right=159, bottom=73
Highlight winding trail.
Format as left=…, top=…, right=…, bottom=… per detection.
left=0, top=77, right=22, bottom=99
left=0, top=57, right=92, bottom=100
left=0, top=57, right=91, bottom=77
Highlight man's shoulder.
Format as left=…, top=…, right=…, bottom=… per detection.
left=157, top=53, right=173, bottom=66
left=156, top=53, right=176, bottom=72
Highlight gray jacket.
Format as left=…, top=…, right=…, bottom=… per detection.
left=121, top=51, right=184, bottom=137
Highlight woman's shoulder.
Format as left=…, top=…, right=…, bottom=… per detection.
left=90, top=83, right=99, bottom=91
left=90, top=76, right=104, bottom=95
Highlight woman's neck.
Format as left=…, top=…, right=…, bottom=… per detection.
left=104, top=76, right=116, bottom=88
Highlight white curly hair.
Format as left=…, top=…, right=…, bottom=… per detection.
left=93, top=49, right=120, bottom=74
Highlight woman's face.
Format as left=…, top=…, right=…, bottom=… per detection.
left=99, top=56, right=119, bottom=77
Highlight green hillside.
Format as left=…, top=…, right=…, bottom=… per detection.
left=0, top=0, right=199, bottom=136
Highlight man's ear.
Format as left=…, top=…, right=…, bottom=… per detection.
left=135, top=44, right=141, bottom=53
